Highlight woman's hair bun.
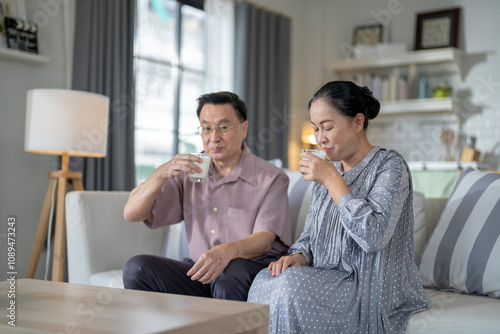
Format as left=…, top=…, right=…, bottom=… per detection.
left=360, top=86, right=380, bottom=119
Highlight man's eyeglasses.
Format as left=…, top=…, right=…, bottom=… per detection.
left=197, top=121, right=244, bottom=135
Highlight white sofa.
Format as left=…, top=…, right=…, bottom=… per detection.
left=65, top=169, right=500, bottom=333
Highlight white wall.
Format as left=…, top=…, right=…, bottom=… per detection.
left=253, top=0, right=500, bottom=170
left=0, top=0, right=74, bottom=280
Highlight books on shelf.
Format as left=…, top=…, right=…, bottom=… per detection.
left=352, top=72, right=410, bottom=103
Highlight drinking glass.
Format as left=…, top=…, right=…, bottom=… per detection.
left=301, top=149, right=326, bottom=160
left=189, top=153, right=211, bottom=182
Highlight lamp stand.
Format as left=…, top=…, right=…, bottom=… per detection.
left=26, top=153, right=84, bottom=282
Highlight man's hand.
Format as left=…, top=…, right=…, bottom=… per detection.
left=186, top=230, right=276, bottom=284
left=268, top=253, right=306, bottom=277
left=156, top=154, right=204, bottom=180
left=123, top=154, right=204, bottom=222
left=187, top=244, right=232, bottom=284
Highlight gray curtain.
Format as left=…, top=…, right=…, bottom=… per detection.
left=234, top=1, right=290, bottom=167
left=71, top=0, right=135, bottom=191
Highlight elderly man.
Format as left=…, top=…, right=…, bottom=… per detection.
left=123, top=91, right=291, bottom=301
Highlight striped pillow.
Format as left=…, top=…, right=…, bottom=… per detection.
left=417, top=168, right=500, bottom=297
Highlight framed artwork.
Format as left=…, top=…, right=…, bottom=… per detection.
left=352, top=23, right=383, bottom=46
left=414, top=7, right=460, bottom=50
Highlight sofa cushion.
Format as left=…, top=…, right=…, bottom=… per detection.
left=406, top=288, right=500, bottom=333
left=162, top=221, right=189, bottom=261
left=284, top=169, right=314, bottom=242
left=89, top=270, right=125, bottom=289
left=418, top=168, right=500, bottom=298
left=66, top=191, right=167, bottom=285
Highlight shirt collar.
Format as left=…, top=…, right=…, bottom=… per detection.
left=333, top=146, right=383, bottom=185
left=208, top=142, right=257, bottom=186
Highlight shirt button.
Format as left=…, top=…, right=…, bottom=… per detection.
left=210, top=229, right=215, bottom=234
left=213, top=207, right=218, bottom=212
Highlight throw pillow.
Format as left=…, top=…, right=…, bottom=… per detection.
left=417, top=168, right=500, bottom=298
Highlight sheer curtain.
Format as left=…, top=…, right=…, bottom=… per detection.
left=234, top=1, right=291, bottom=166
left=205, top=0, right=235, bottom=92
left=71, top=0, right=136, bottom=191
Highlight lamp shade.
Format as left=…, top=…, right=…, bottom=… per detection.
left=25, top=89, right=110, bottom=157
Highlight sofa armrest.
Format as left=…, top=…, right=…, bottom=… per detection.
left=65, top=191, right=166, bottom=285
left=424, top=197, right=448, bottom=238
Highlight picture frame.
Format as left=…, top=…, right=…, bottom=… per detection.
left=352, top=23, right=383, bottom=46
left=5, top=16, right=38, bottom=53
left=414, top=7, right=460, bottom=50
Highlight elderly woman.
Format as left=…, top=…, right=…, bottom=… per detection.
left=248, top=81, right=430, bottom=333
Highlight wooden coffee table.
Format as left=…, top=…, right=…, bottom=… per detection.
left=0, top=279, right=269, bottom=333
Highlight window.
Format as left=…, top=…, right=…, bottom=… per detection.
left=134, top=0, right=206, bottom=184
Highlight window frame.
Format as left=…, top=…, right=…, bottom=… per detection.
left=133, top=0, right=206, bottom=183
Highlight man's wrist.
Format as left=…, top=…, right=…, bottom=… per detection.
left=218, top=241, right=238, bottom=260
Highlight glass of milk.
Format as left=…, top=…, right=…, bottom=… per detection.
left=189, top=153, right=212, bottom=182
left=301, top=149, right=327, bottom=161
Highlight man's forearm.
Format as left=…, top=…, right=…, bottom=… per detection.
left=224, top=230, right=277, bottom=260
left=123, top=174, right=165, bottom=222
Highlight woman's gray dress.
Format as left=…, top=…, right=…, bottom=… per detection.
left=247, top=147, right=430, bottom=334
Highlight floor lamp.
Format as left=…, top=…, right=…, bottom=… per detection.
left=24, top=89, right=109, bottom=282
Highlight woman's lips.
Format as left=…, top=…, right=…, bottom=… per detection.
left=323, top=147, right=332, bottom=153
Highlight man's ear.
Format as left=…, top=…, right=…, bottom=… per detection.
left=241, top=120, right=249, bottom=139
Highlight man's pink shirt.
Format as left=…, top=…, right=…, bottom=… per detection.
left=145, top=144, right=291, bottom=261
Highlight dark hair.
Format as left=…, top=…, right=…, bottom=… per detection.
left=308, top=81, right=380, bottom=129
left=196, top=91, right=247, bottom=121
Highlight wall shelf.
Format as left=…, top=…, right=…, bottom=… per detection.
left=328, top=47, right=464, bottom=79
left=328, top=47, right=465, bottom=117
left=0, top=47, right=49, bottom=64
left=380, top=97, right=454, bottom=115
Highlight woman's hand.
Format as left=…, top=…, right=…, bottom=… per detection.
left=299, top=152, right=351, bottom=204
left=268, top=254, right=306, bottom=277
left=299, top=152, right=338, bottom=185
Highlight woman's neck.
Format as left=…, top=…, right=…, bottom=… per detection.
left=342, top=139, right=373, bottom=172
